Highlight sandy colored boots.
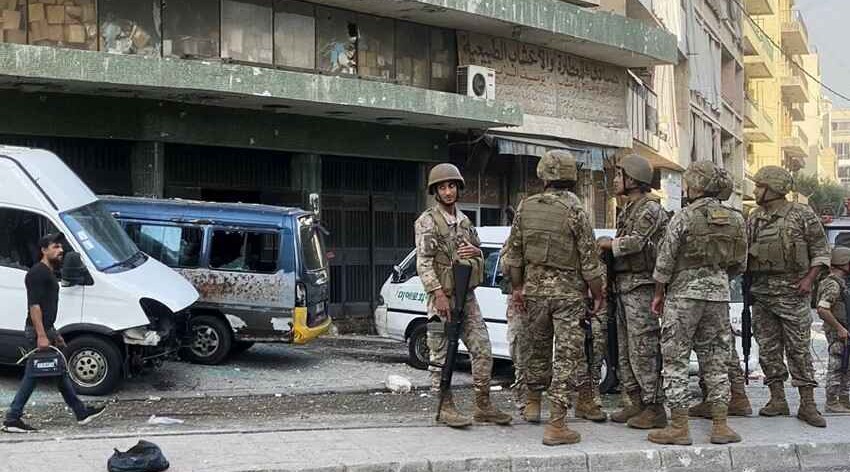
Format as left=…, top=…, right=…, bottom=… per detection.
left=647, top=408, right=691, bottom=445
left=797, top=386, right=826, bottom=428
left=543, top=401, right=581, bottom=446
left=523, top=390, right=542, bottom=423
left=628, top=403, right=667, bottom=429
left=709, top=405, right=742, bottom=444
left=435, top=392, right=472, bottom=428
left=759, top=383, right=790, bottom=417
left=473, top=391, right=512, bottom=425
left=612, top=390, right=643, bottom=423
left=826, top=393, right=850, bottom=413
left=690, top=382, right=752, bottom=418
left=575, top=384, right=608, bottom=422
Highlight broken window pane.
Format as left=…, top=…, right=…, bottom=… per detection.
left=125, top=223, right=202, bottom=268
left=316, top=6, right=357, bottom=75
left=163, top=0, right=220, bottom=59
left=28, top=0, right=97, bottom=50
left=356, top=14, right=393, bottom=81
left=99, top=0, right=162, bottom=56
left=396, top=21, right=429, bottom=88
left=430, top=28, right=457, bottom=92
left=222, top=0, right=273, bottom=64
left=0, top=0, right=27, bottom=45
left=273, top=0, right=315, bottom=70
left=210, top=230, right=279, bottom=273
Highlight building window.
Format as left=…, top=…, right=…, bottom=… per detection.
left=273, top=0, right=315, bottom=69
left=210, top=230, right=279, bottom=273
left=125, top=223, right=203, bottom=268
left=430, top=28, right=456, bottom=92
left=28, top=0, right=97, bottom=50
left=357, top=14, right=394, bottom=81
left=0, top=0, right=27, bottom=44
left=99, top=0, right=161, bottom=56
left=222, top=0, right=273, bottom=64
left=316, top=6, right=357, bottom=75
left=396, top=21, right=429, bottom=88
left=163, top=0, right=220, bottom=59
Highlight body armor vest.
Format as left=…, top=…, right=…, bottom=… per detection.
left=519, top=193, right=579, bottom=270
left=674, top=200, right=746, bottom=272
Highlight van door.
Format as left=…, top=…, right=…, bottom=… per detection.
left=0, top=208, right=83, bottom=362
left=468, top=246, right=509, bottom=359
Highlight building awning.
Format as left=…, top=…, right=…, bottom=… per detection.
left=488, top=133, right=613, bottom=171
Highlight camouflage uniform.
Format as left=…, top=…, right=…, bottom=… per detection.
left=502, top=189, right=605, bottom=409
left=653, top=196, right=747, bottom=410
left=747, top=201, right=829, bottom=389
left=612, top=196, right=669, bottom=405
left=574, top=308, right=608, bottom=404
left=505, top=291, right=533, bottom=408
left=814, top=275, right=850, bottom=399
left=414, top=207, right=492, bottom=394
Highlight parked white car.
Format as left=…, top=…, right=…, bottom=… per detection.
left=374, top=226, right=759, bottom=388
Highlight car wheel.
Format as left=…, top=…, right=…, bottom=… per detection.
left=66, top=335, right=123, bottom=396
left=407, top=323, right=429, bottom=370
left=181, top=315, right=232, bottom=365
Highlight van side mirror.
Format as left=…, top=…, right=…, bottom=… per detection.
left=61, top=252, right=92, bottom=287
left=309, top=193, right=321, bottom=222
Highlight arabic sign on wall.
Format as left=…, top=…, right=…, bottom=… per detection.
left=457, top=32, right=628, bottom=130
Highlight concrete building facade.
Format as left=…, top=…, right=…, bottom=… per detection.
left=834, top=109, right=850, bottom=188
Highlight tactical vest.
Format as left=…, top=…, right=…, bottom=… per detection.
left=830, top=274, right=850, bottom=326
left=748, top=203, right=810, bottom=274
left=519, top=193, right=579, bottom=270
left=613, top=198, right=666, bottom=274
left=429, top=208, right=484, bottom=293
left=674, top=200, right=746, bottom=272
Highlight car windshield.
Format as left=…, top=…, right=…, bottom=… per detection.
left=61, top=201, right=142, bottom=272
left=299, top=215, right=328, bottom=271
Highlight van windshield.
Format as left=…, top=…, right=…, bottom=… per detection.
left=61, top=201, right=142, bottom=272
left=299, top=216, right=328, bottom=271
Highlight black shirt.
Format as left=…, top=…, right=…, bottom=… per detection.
left=25, top=262, right=59, bottom=330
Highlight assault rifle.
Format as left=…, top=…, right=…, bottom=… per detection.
left=600, top=241, right=620, bottom=392
left=741, top=274, right=753, bottom=385
left=583, top=310, right=594, bottom=384
left=435, top=263, right=472, bottom=422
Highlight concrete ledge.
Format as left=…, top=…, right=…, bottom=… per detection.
left=729, top=444, right=801, bottom=472
left=796, top=442, right=850, bottom=472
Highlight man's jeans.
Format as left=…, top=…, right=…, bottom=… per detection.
left=4, top=328, right=86, bottom=422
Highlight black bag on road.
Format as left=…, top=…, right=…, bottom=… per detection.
left=107, top=440, right=170, bottom=472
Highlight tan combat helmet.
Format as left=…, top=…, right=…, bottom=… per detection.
left=537, top=150, right=578, bottom=182
left=617, top=154, right=654, bottom=185
left=684, top=160, right=724, bottom=195
left=753, top=165, right=793, bottom=196
left=715, top=168, right=735, bottom=201
left=427, top=163, right=465, bottom=195
left=832, top=247, right=850, bottom=266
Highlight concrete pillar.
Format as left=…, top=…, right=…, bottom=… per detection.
left=130, top=141, right=165, bottom=197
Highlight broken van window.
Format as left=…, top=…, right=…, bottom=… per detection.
left=125, top=223, right=202, bottom=268
left=210, top=230, right=279, bottom=273
left=99, top=0, right=161, bottom=56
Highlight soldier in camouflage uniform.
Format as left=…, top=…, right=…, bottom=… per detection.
left=688, top=174, right=753, bottom=419
left=814, top=247, right=850, bottom=414
left=648, top=161, right=746, bottom=446
left=415, top=163, right=512, bottom=429
left=500, top=248, right=534, bottom=414
left=502, top=150, right=605, bottom=445
left=747, top=165, right=829, bottom=428
left=597, top=154, right=669, bottom=430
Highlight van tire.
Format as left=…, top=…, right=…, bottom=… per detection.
left=65, top=335, right=123, bottom=396
left=407, top=323, right=429, bottom=370
left=183, top=315, right=232, bottom=365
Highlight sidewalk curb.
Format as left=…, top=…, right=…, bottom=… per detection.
left=238, top=441, right=850, bottom=472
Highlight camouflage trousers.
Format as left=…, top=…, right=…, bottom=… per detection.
left=616, top=285, right=664, bottom=404
left=752, top=295, right=817, bottom=388
left=506, top=302, right=531, bottom=408
left=524, top=297, right=584, bottom=409
left=697, top=327, right=747, bottom=391
left=824, top=327, right=850, bottom=397
left=661, top=298, right=732, bottom=410
left=427, top=293, right=493, bottom=393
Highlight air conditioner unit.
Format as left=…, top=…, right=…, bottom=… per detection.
left=457, top=66, right=496, bottom=100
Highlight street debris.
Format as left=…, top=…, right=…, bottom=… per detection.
left=146, top=415, right=184, bottom=426
left=385, top=374, right=412, bottom=394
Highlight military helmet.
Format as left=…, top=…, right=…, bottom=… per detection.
left=427, top=163, right=465, bottom=194
left=617, top=154, right=654, bottom=185
left=832, top=247, right=850, bottom=266
left=683, top=160, right=723, bottom=194
left=753, top=165, right=793, bottom=195
left=715, top=168, right=735, bottom=201
left=537, top=150, right=578, bottom=182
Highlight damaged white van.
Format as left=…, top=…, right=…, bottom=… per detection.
left=0, top=146, right=198, bottom=395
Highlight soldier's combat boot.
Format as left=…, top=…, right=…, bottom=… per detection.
left=728, top=380, right=753, bottom=416
left=709, top=405, right=742, bottom=444
left=840, top=394, right=850, bottom=410
left=435, top=392, right=473, bottom=428
left=825, top=394, right=850, bottom=413
left=759, top=383, right=790, bottom=417
left=647, top=408, right=692, bottom=445
left=612, top=390, right=643, bottom=424
left=473, top=391, right=512, bottom=425
left=627, top=403, right=668, bottom=429
left=523, top=390, right=542, bottom=423
left=542, top=401, right=581, bottom=446
left=575, top=384, right=607, bottom=422
left=688, top=382, right=711, bottom=418
left=797, top=386, right=827, bottom=428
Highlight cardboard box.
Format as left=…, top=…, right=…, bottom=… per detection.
left=47, top=23, right=62, bottom=41
left=28, top=3, right=45, bottom=22
left=4, top=28, right=26, bottom=43
left=2, top=9, right=21, bottom=29
left=29, top=20, right=48, bottom=41
left=46, top=4, right=63, bottom=24
left=65, top=23, right=84, bottom=43
left=81, top=3, right=94, bottom=23
left=65, top=5, right=81, bottom=19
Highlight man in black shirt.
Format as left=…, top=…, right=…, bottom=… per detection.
left=2, top=233, right=106, bottom=433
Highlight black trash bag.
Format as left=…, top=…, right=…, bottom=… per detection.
left=107, top=440, right=170, bottom=472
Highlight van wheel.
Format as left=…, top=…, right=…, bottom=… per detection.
left=66, top=335, right=122, bottom=396
left=231, top=341, right=255, bottom=355
left=407, top=323, right=429, bottom=370
left=183, top=315, right=232, bottom=365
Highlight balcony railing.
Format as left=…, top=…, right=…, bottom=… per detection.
left=628, top=76, right=659, bottom=149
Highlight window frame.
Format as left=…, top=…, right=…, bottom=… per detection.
left=272, top=0, right=317, bottom=72
left=122, top=221, right=206, bottom=269
left=208, top=226, right=281, bottom=274
left=220, top=0, right=275, bottom=66
left=0, top=207, right=63, bottom=272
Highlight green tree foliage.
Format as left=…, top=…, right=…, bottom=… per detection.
left=795, top=173, right=847, bottom=216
